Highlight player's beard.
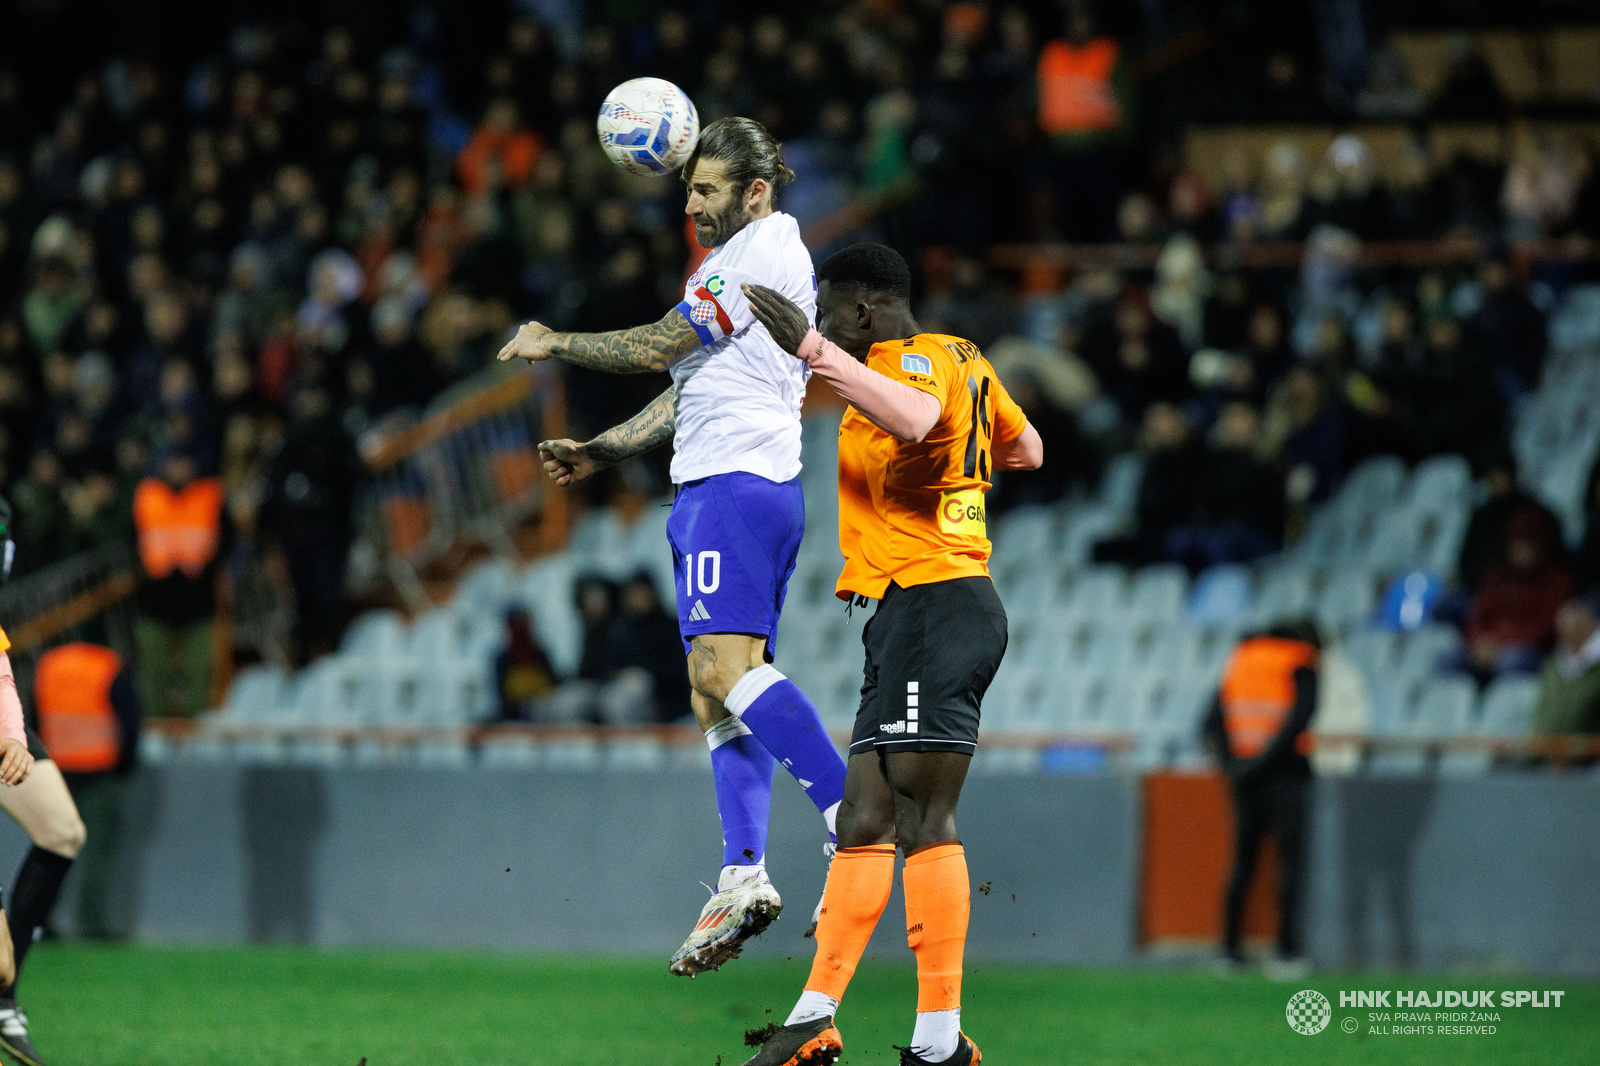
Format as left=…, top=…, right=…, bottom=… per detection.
left=694, top=199, right=752, bottom=248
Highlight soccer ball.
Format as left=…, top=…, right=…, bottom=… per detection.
left=596, top=78, right=700, bottom=176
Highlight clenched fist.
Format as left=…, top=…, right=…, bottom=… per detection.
left=539, top=439, right=601, bottom=486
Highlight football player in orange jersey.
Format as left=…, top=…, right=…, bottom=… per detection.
left=0, top=496, right=82, bottom=1066
left=736, top=244, right=1042, bottom=1066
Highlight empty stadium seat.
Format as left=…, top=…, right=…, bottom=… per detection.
left=519, top=556, right=583, bottom=676
left=1251, top=564, right=1316, bottom=623
left=1165, top=624, right=1238, bottom=691
left=1316, top=571, right=1378, bottom=635
left=981, top=663, right=1044, bottom=730
left=221, top=665, right=289, bottom=721
left=1123, top=564, right=1189, bottom=623
left=995, top=560, right=1069, bottom=621
left=1097, top=452, right=1147, bottom=518
left=1341, top=628, right=1402, bottom=682
left=419, top=659, right=494, bottom=725
left=990, top=506, right=1060, bottom=565
left=1338, top=455, right=1408, bottom=518
left=452, top=558, right=518, bottom=615
left=1398, top=624, right=1463, bottom=681
left=1415, top=675, right=1477, bottom=734
left=1478, top=674, right=1540, bottom=737
left=1057, top=507, right=1129, bottom=569
left=810, top=661, right=866, bottom=730
left=341, top=610, right=408, bottom=659
left=1407, top=454, right=1472, bottom=510
left=1061, top=565, right=1127, bottom=618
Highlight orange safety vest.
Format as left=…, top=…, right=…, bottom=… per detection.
left=1037, top=38, right=1123, bottom=135
left=35, top=643, right=123, bottom=774
left=133, top=477, right=225, bottom=579
left=1219, top=636, right=1319, bottom=759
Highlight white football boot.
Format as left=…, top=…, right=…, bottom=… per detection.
left=669, top=868, right=783, bottom=976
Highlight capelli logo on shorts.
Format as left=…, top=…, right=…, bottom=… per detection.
left=938, top=488, right=987, bottom=537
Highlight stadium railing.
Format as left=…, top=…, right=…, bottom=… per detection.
left=355, top=363, right=569, bottom=610
left=0, top=544, right=141, bottom=704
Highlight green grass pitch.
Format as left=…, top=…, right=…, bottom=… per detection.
left=15, top=945, right=1597, bottom=1064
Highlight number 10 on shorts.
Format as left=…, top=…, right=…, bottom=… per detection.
left=685, top=551, right=721, bottom=596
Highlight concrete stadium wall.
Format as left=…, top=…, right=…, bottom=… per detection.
left=5, top=765, right=1596, bottom=973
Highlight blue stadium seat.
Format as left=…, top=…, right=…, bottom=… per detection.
left=1378, top=571, right=1443, bottom=631
left=1187, top=565, right=1253, bottom=625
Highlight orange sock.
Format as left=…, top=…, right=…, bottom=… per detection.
left=803, top=844, right=897, bottom=1001
left=903, top=842, right=969, bottom=1012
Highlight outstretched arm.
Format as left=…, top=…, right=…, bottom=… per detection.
left=539, top=387, right=676, bottom=486
left=499, top=308, right=702, bottom=374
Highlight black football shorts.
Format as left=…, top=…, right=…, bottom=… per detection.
left=849, top=576, right=1008, bottom=756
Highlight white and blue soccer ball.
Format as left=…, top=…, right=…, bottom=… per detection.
left=596, top=78, right=700, bottom=176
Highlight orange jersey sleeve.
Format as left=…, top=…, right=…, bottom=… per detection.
left=990, top=373, right=1028, bottom=445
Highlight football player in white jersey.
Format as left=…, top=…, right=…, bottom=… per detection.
left=500, top=117, right=847, bottom=975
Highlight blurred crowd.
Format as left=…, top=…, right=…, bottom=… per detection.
left=0, top=0, right=1598, bottom=710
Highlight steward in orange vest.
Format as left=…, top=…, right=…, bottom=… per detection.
left=1202, top=619, right=1321, bottom=967
left=1215, top=633, right=1319, bottom=766
left=133, top=452, right=226, bottom=626
left=34, top=642, right=141, bottom=777
left=1035, top=14, right=1135, bottom=151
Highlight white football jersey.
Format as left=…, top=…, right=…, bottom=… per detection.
left=669, top=211, right=814, bottom=485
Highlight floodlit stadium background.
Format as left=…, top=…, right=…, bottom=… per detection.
left=0, top=1, right=1598, bottom=1062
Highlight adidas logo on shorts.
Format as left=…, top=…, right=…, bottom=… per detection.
left=689, top=599, right=711, bottom=622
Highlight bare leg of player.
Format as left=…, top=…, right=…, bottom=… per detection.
left=0, top=759, right=85, bottom=1066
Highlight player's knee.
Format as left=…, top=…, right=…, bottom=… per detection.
left=687, top=657, right=745, bottom=705
left=689, top=689, right=732, bottom=733
left=36, top=812, right=86, bottom=859
left=837, top=793, right=896, bottom=849
left=895, top=807, right=957, bottom=856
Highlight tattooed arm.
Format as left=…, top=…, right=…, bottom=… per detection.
left=498, top=307, right=702, bottom=374
left=537, top=387, right=676, bottom=486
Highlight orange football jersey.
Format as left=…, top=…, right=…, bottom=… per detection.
left=835, top=333, right=1027, bottom=601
